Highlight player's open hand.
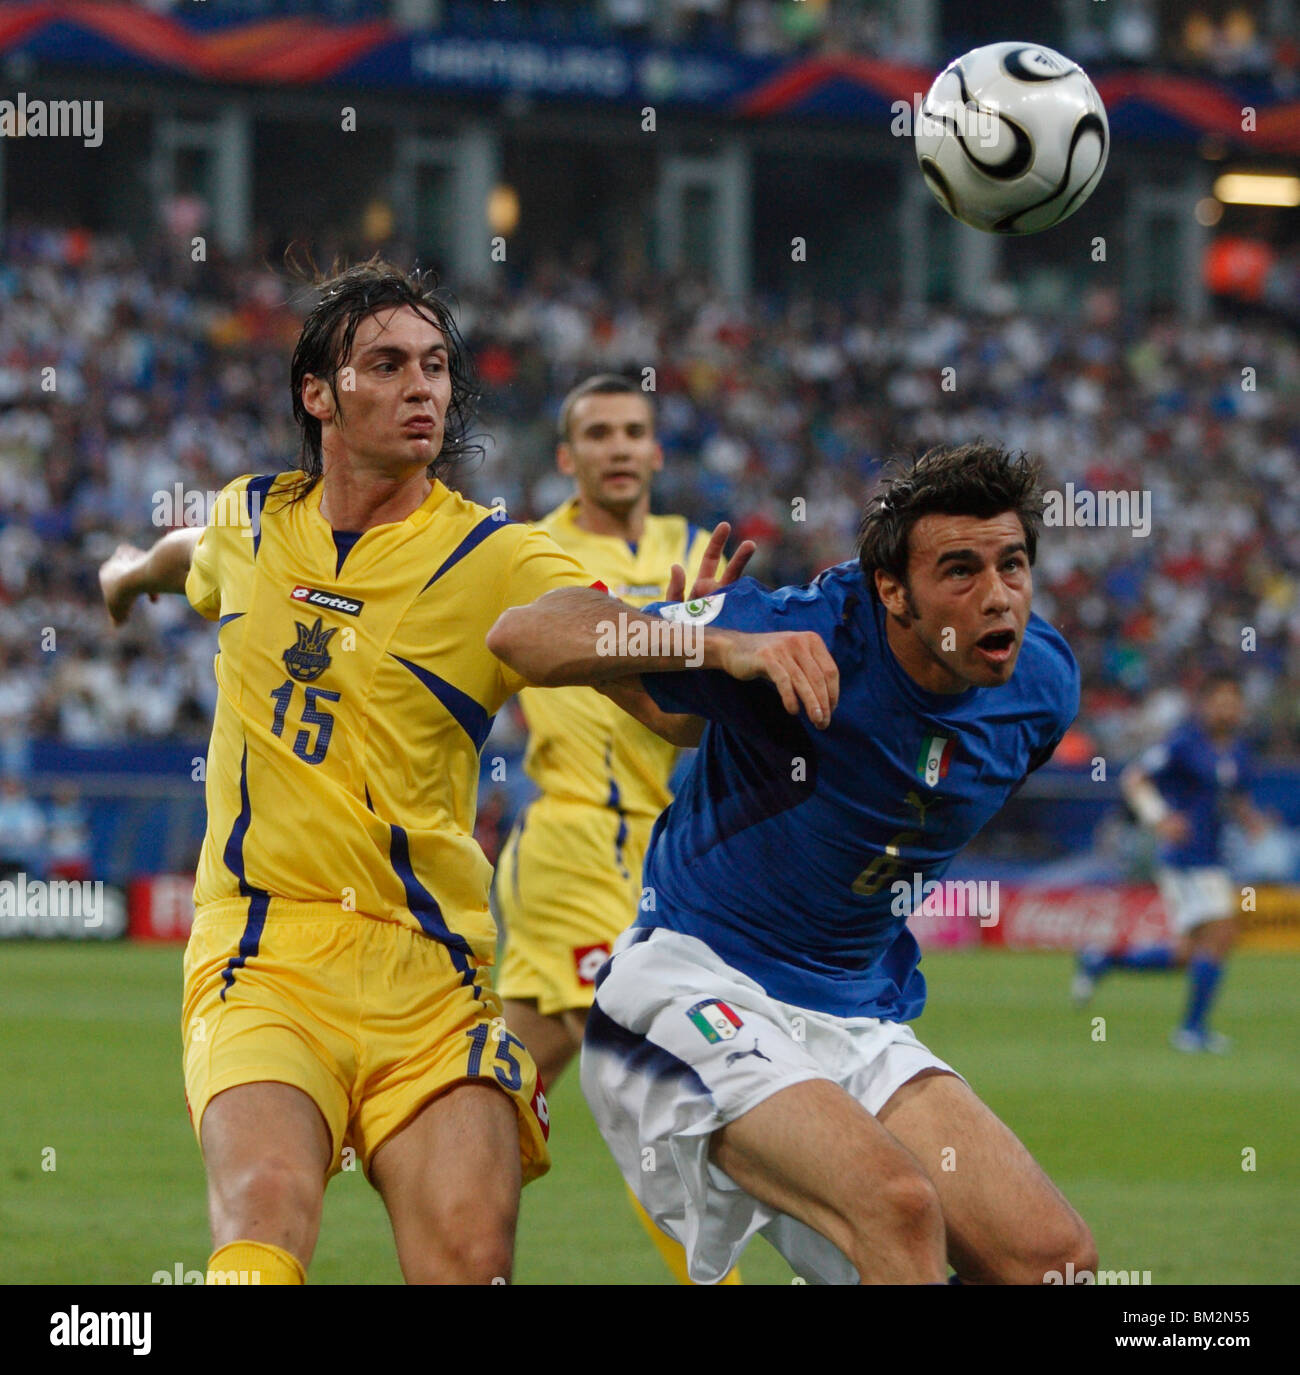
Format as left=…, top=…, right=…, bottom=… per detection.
left=666, top=521, right=756, bottom=604
left=99, top=543, right=156, bottom=627
left=716, top=630, right=839, bottom=729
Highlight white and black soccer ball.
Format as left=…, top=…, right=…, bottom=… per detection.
left=914, top=41, right=1109, bottom=235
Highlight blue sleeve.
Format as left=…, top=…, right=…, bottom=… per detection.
left=640, top=578, right=832, bottom=727
left=1139, top=731, right=1183, bottom=788
left=1029, top=621, right=1080, bottom=772
left=1233, top=744, right=1257, bottom=797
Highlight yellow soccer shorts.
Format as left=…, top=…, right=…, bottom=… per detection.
left=182, top=903, right=550, bottom=1183
left=495, top=797, right=653, bottom=1017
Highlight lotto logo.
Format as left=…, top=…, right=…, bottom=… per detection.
left=290, top=585, right=364, bottom=616
left=530, top=1082, right=550, bottom=1138
left=573, top=944, right=612, bottom=986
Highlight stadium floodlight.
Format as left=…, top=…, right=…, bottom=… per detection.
left=1212, top=173, right=1300, bottom=207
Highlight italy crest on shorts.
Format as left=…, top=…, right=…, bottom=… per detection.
left=686, top=998, right=743, bottom=1043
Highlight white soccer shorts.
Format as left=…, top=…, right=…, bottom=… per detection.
left=1156, top=866, right=1235, bottom=935
left=579, top=926, right=962, bottom=1285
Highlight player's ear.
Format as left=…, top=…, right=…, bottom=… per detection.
left=875, top=568, right=912, bottom=625
left=301, top=374, right=336, bottom=425
left=556, top=442, right=575, bottom=476
left=650, top=440, right=664, bottom=474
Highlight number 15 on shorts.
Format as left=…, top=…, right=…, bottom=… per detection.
left=465, top=1022, right=524, bottom=1092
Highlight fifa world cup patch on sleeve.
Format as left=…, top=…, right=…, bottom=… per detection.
left=658, top=593, right=726, bottom=626
left=686, top=998, right=743, bottom=1043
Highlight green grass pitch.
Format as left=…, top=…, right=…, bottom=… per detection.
left=1, top=943, right=1295, bottom=1284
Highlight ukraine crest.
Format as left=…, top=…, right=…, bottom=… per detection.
left=282, top=617, right=337, bottom=682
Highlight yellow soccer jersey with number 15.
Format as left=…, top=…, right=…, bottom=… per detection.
left=184, top=472, right=596, bottom=976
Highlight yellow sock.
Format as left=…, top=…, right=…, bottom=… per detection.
left=626, top=1186, right=742, bottom=1286
left=206, top=1240, right=306, bottom=1285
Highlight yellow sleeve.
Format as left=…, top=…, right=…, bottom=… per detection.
left=183, top=476, right=256, bottom=622
left=185, top=524, right=222, bottom=622
left=495, top=525, right=602, bottom=699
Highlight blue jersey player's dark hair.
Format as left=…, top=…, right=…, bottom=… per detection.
left=857, top=442, right=1043, bottom=603
left=283, top=248, right=483, bottom=500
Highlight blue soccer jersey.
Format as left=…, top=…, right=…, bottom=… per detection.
left=635, top=563, right=1080, bottom=1021
left=1137, top=721, right=1253, bottom=869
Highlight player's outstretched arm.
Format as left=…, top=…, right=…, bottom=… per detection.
left=594, top=677, right=706, bottom=749
left=487, top=589, right=839, bottom=727
left=1119, top=761, right=1189, bottom=846
left=98, top=527, right=203, bottom=627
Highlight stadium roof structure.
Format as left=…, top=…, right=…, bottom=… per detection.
left=1, top=0, right=1299, bottom=153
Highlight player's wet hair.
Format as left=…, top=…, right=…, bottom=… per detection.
left=857, top=442, right=1043, bottom=602
left=558, top=374, right=651, bottom=443
left=284, top=249, right=483, bottom=498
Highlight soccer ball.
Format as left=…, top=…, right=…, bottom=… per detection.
left=914, top=41, right=1109, bottom=235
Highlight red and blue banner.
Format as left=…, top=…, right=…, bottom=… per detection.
left=3, top=4, right=1299, bottom=147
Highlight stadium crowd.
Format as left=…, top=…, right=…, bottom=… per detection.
left=1, top=221, right=1298, bottom=771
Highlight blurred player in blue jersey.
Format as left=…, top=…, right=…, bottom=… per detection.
left=487, top=442, right=1098, bottom=1285
left=1073, top=672, right=1263, bottom=1053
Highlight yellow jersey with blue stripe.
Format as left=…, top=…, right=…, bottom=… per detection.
left=516, top=499, right=713, bottom=818
left=184, top=472, right=595, bottom=975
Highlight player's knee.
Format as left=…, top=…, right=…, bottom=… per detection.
left=865, top=1168, right=945, bottom=1251
left=400, top=1197, right=517, bottom=1284
left=403, top=1222, right=515, bottom=1284
left=211, top=1155, right=323, bottom=1243
left=1022, top=1211, right=1097, bottom=1285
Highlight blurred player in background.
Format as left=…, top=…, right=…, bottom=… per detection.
left=96, top=259, right=600, bottom=1284
left=496, top=374, right=747, bottom=1284
left=488, top=443, right=1098, bottom=1284
left=1073, top=672, right=1264, bottom=1052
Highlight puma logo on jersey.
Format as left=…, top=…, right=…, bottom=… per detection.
left=725, top=1039, right=772, bottom=1067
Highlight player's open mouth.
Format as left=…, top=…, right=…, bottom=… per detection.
left=975, top=629, right=1016, bottom=664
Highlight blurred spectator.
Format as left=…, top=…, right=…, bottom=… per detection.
left=46, top=785, right=92, bottom=882
left=0, top=775, right=46, bottom=875
left=1, top=225, right=1298, bottom=765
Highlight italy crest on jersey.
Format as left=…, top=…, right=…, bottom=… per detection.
left=686, top=998, right=743, bottom=1043
left=916, top=733, right=955, bottom=788
left=283, top=617, right=337, bottom=683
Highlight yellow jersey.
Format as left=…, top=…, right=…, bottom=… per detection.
left=184, top=472, right=595, bottom=974
left=517, top=498, right=713, bottom=819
